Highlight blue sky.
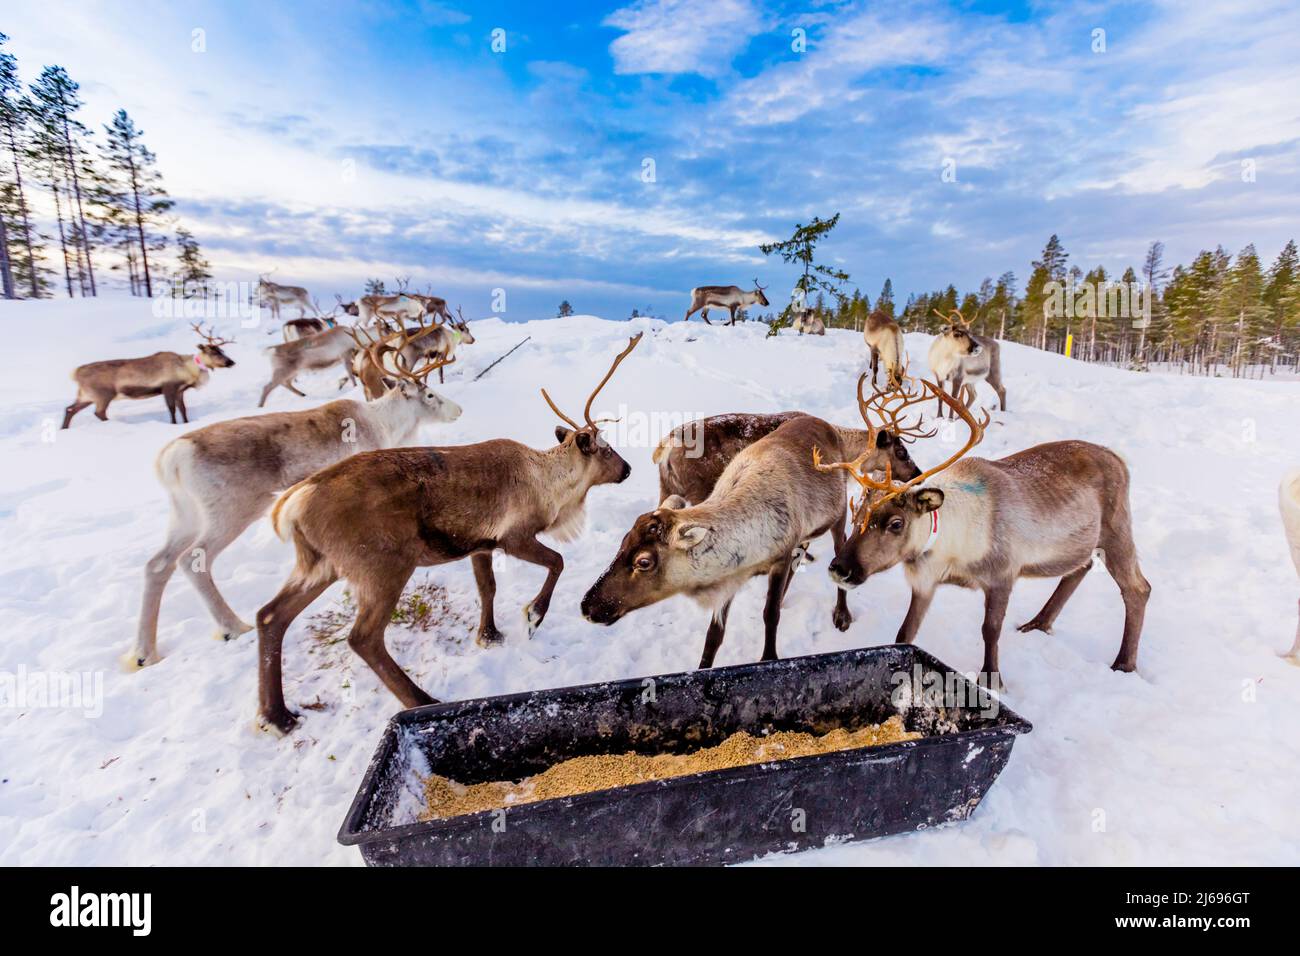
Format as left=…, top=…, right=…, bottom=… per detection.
left=6, top=0, right=1300, bottom=318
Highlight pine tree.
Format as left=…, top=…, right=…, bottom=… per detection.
left=759, top=213, right=851, bottom=332
left=98, top=109, right=171, bottom=296
left=1222, top=244, right=1265, bottom=376
left=0, top=32, right=42, bottom=297
left=174, top=227, right=211, bottom=297
left=1263, top=240, right=1298, bottom=372
left=29, top=65, right=97, bottom=295
left=558, top=300, right=574, bottom=317
left=876, top=278, right=894, bottom=318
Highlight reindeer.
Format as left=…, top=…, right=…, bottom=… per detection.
left=257, top=325, right=359, bottom=407
left=863, top=309, right=905, bottom=386
left=405, top=288, right=455, bottom=324
left=62, top=323, right=236, bottom=429
left=582, top=412, right=874, bottom=667
left=253, top=335, right=643, bottom=734
left=819, top=376, right=1149, bottom=689
left=792, top=309, right=825, bottom=335
left=927, top=309, right=1007, bottom=418
left=1280, top=468, right=1300, bottom=663
left=684, top=280, right=770, bottom=325
left=335, top=294, right=360, bottom=317
left=356, top=293, right=426, bottom=328
left=281, top=303, right=341, bottom=342
left=127, top=339, right=462, bottom=671
left=256, top=273, right=316, bottom=321
left=393, top=306, right=476, bottom=384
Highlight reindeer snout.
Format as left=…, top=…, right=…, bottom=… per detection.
left=827, top=558, right=862, bottom=590
left=618, top=461, right=631, bottom=483
left=581, top=589, right=620, bottom=625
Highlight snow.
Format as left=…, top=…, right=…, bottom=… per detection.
left=2, top=297, right=1299, bottom=866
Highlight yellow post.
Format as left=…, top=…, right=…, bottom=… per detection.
left=1065, top=333, right=1074, bottom=359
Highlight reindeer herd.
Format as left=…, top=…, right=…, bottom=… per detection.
left=56, top=272, right=1151, bottom=735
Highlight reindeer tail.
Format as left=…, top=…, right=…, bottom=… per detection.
left=271, top=480, right=316, bottom=541
left=651, top=429, right=679, bottom=465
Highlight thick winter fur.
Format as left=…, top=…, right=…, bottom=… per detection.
left=1280, top=467, right=1300, bottom=661
left=928, top=325, right=1007, bottom=417
left=863, top=310, right=904, bottom=385
left=282, top=317, right=335, bottom=341
left=62, top=346, right=235, bottom=428
left=356, top=293, right=425, bottom=326
left=126, top=381, right=461, bottom=671
left=257, top=278, right=315, bottom=321
left=255, top=425, right=630, bottom=734
left=683, top=284, right=770, bottom=325
left=257, top=326, right=358, bottom=407
left=828, top=439, right=1149, bottom=687
left=654, top=411, right=920, bottom=505
left=793, top=310, right=825, bottom=335
left=583, top=415, right=860, bottom=667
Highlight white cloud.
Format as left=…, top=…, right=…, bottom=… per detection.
left=604, top=0, right=764, bottom=77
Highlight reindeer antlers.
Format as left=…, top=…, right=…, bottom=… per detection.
left=933, top=307, right=968, bottom=330
left=541, top=332, right=643, bottom=433
left=190, top=322, right=234, bottom=347
left=813, top=373, right=987, bottom=531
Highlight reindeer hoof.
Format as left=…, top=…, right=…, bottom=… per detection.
left=1016, top=619, right=1052, bottom=635
left=523, top=603, right=545, bottom=637
left=214, top=621, right=254, bottom=642
left=977, top=671, right=1006, bottom=694
left=1282, top=651, right=1300, bottom=668
left=476, top=625, right=505, bottom=648
left=255, top=709, right=300, bottom=737
left=120, top=650, right=161, bottom=672
left=1109, top=659, right=1137, bottom=674
left=832, top=606, right=853, bottom=632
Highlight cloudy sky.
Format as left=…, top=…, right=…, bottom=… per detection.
left=5, top=0, right=1299, bottom=318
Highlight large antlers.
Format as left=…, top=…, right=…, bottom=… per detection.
left=190, top=322, right=234, bottom=347
left=813, top=372, right=988, bottom=530
left=541, top=332, right=643, bottom=433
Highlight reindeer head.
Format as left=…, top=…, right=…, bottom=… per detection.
left=336, top=294, right=359, bottom=317
left=451, top=306, right=475, bottom=345
left=934, top=308, right=981, bottom=357
left=753, top=278, right=770, bottom=307
left=541, top=333, right=642, bottom=489
left=581, top=496, right=711, bottom=625
left=821, top=376, right=987, bottom=588
left=190, top=323, right=237, bottom=368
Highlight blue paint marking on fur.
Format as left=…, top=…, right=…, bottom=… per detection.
left=953, top=479, right=986, bottom=495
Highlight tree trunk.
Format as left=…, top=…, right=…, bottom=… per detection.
left=5, top=128, right=39, bottom=297
left=59, top=112, right=95, bottom=296
left=0, top=211, right=13, bottom=298
left=126, top=154, right=153, bottom=297
left=51, top=178, right=74, bottom=297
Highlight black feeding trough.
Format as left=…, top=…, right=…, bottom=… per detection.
left=338, top=644, right=1031, bottom=866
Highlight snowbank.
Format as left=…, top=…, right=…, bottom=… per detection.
left=1, top=297, right=1298, bottom=865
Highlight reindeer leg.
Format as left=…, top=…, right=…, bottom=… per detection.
left=470, top=552, right=504, bottom=647
left=1099, top=534, right=1150, bottom=674
left=830, top=521, right=853, bottom=631
left=504, top=535, right=564, bottom=637
left=162, top=385, right=178, bottom=424
left=701, top=308, right=712, bottom=325
left=256, top=571, right=337, bottom=735
left=257, top=379, right=277, bottom=407
left=62, top=400, right=91, bottom=429
left=895, top=587, right=935, bottom=644
left=181, top=503, right=264, bottom=641
left=760, top=556, right=795, bottom=661
left=93, top=396, right=112, bottom=421
left=128, top=497, right=201, bottom=670
left=348, top=572, right=438, bottom=709
left=175, top=387, right=190, bottom=424
left=870, top=347, right=880, bottom=385
left=283, top=379, right=308, bottom=397
left=978, top=583, right=1012, bottom=691
left=1018, top=560, right=1092, bottom=634
left=699, top=600, right=732, bottom=668
left=728, top=304, right=737, bottom=326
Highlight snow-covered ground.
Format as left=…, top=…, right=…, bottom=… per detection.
left=2, top=297, right=1298, bottom=866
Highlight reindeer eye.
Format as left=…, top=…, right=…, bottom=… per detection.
left=633, top=552, right=655, bottom=572
left=887, top=517, right=905, bottom=534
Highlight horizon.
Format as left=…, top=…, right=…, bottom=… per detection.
left=3, top=0, right=1298, bottom=319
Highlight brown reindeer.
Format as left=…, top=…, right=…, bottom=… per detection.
left=254, top=334, right=643, bottom=734
left=821, top=376, right=1149, bottom=689
left=257, top=325, right=359, bottom=406
left=684, top=280, right=769, bottom=325
left=62, top=323, right=236, bottom=429
left=126, top=344, right=461, bottom=670
left=393, top=306, right=476, bottom=384
left=863, top=309, right=905, bottom=386
left=927, top=309, right=1007, bottom=418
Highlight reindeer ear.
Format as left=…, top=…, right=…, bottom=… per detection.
left=672, top=523, right=709, bottom=550
left=396, top=379, right=416, bottom=397
left=909, top=489, right=944, bottom=513
left=575, top=431, right=597, bottom=454
left=659, top=495, right=687, bottom=510
left=555, top=425, right=573, bottom=444
left=875, top=430, right=894, bottom=448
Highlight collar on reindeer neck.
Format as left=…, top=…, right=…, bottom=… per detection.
left=194, top=353, right=205, bottom=367
left=921, top=508, right=940, bottom=555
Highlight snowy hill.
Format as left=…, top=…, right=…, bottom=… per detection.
left=2, top=297, right=1299, bottom=866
